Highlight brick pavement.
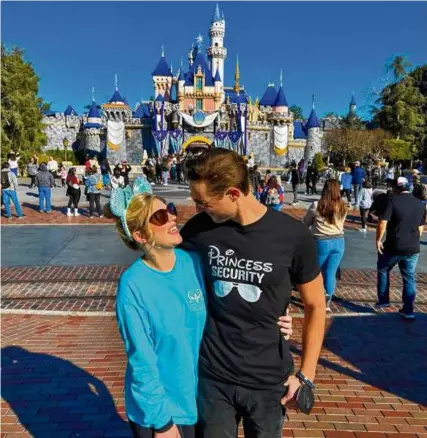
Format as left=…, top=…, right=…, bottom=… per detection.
left=1, top=313, right=427, bottom=438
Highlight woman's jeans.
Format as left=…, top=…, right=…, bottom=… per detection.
left=88, top=193, right=102, bottom=216
left=2, top=189, right=23, bottom=217
left=377, top=252, right=419, bottom=314
left=29, top=175, right=36, bottom=188
left=162, top=171, right=169, bottom=185
left=316, top=237, right=345, bottom=297
left=38, top=187, right=52, bottom=212
left=67, top=189, right=81, bottom=209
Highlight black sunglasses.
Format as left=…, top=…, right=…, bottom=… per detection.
left=149, top=202, right=178, bottom=226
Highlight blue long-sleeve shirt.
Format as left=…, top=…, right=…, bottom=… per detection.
left=340, top=173, right=352, bottom=190
left=116, top=249, right=206, bottom=430
left=352, top=167, right=366, bottom=185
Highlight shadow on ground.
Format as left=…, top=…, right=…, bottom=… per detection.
left=1, top=346, right=131, bottom=438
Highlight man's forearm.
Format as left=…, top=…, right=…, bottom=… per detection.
left=376, top=221, right=386, bottom=242
left=300, top=303, right=326, bottom=382
left=419, top=225, right=424, bottom=238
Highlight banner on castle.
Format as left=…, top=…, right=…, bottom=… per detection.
left=229, top=131, right=242, bottom=152
left=169, top=129, right=183, bottom=154
left=107, top=120, right=124, bottom=151
left=214, top=130, right=228, bottom=149
left=180, top=111, right=218, bottom=128
left=152, top=130, right=168, bottom=157
left=273, top=125, right=288, bottom=156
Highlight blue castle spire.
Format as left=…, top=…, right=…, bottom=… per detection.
left=212, top=3, right=221, bottom=22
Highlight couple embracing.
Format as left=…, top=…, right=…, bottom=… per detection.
left=107, top=148, right=326, bottom=438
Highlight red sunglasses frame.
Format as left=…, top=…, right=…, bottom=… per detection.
left=149, top=202, right=178, bottom=226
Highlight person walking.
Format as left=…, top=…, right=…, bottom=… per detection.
left=66, top=168, right=81, bottom=217
left=249, top=165, right=262, bottom=200
left=311, top=164, right=319, bottom=195
left=161, top=157, right=171, bottom=186
left=1, top=162, right=24, bottom=219
left=27, top=158, right=38, bottom=189
left=35, top=163, right=54, bottom=213
left=58, top=164, right=67, bottom=188
left=352, top=161, right=366, bottom=209
left=339, top=167, right=353, bottom=204
left=358, top=180, right=373, bottom=232
left=85, top=166, right=103, bottom=218
left=305, top=162, right=314, bottom=195
left=290, top=164, right=300, bottom=205
left=100, top=158, right=112, bottom=189
left=182, top=148, right=325, bottom=438
left=260, top=175, right=284, bottom=211
left=47, top=156, right=59, bottom=187
left=376, top=177, right=426, bottom=320
left=371, top=163, right=381, bottom=190
left=304, top=179, right=347, bottom=312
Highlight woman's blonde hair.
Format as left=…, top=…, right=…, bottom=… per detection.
left=104, top=193, right=163, bottom=251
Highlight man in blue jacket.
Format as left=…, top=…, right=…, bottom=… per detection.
left=352, top=161, right=366, bottom=209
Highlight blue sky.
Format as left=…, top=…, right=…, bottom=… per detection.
left=2, top=1, right=427, bottom=119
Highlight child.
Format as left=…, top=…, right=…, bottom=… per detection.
left=66, top=168, right=81, bottom=216
left=111, top=167, right=125, bottom=189
left=59, top=164, right=67, bottom=188
left=357, top=179, right=373, bottom=232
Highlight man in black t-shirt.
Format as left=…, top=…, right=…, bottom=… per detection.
left=182, top=148, right=326, bottom=438
left=376, top=177, right=426, bottom=320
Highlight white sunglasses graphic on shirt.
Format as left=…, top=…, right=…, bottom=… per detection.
left=213, top=279, right=263, bottom=303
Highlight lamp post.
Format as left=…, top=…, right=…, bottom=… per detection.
left=63, top=138, right=69, bottom=162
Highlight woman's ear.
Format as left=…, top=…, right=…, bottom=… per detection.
left=132, top=230, right=147, bottom=245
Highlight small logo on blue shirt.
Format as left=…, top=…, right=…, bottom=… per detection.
left=187, top=289, right=204, bottom=312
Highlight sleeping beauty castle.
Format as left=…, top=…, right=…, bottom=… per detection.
left=42, top=3, right=328, bottom=167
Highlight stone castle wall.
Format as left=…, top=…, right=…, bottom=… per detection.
left=42, top=115, right=81, bottom=151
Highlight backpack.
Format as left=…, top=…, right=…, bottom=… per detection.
left=1, top=171, right=11, bottom=189
left=265, top=188, right=280, bottom=205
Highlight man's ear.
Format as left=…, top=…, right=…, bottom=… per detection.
left=226, top=188, right=241, bottom=201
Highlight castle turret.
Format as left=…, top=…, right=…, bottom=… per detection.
left=152, top=46, right=173, bottom=101
left=102, top=74, right=131, bottom=122
left=207, top=3, right=227, bottom=86
left=304, top=94, right=321, bottom=163
left=178, top=61, right=186, bottom=105
left=349, top=91, right=356, bottom=115
left=259, top=83, right=277, bottom=108
left=214, top=68, right=223, bottom=108
left=272, top=70, right=288, bottom=114
left=84, top=89, right=103, bottom=154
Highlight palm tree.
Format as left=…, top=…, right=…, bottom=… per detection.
left=387, top=55, right=412, bottom=82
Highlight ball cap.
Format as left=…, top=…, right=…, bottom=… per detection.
left=397, top=176, right=410, bottom=190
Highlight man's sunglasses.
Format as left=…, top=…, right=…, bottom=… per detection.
left=149, top=202, right=178, bottom=226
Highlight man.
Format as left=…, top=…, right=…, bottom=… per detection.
left=249, top=164, right=262, bottom=200
left=376, top=177, right=426, bottom=320
left=371, top=163, right=381, bottom=190
left=290, top=163, right=300, bottom=205
left=35, top=163, right=54, bottom=213
left=352, top=161, right=366, bottom=208
left=305, top=162, right=314, bottom=195
left=181, top=148, right=326, bottom=438
left=1, top=162, right=24, bottom=219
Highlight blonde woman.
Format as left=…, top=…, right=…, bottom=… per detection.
left=107, top=179, right=293, bottom=438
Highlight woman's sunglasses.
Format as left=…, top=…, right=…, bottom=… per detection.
left=149, top=202, right=178, bottom=226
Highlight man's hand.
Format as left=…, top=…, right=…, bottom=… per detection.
left=277, top=308, right=293, bottom=341
left=376, top=240, right=384, bottom=254
left=281, top=375, right=301, bottom=409
left=154, top=425, right=181, bottom=438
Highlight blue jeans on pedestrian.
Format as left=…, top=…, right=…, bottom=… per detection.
left=353, top=184, right=361, bottom=206
left=2, top=189, right=23, bottom=217
left=38, top=186, right=52, bottom=212
left=316, top=237, right=345, bottom=297
left=377, top=252, right=419, bottom=314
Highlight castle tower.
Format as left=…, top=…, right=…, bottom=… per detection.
left=207, top=3, right=227, bottom=86
left=84, top=89, right=103, bottom=154
left=349, top=91, right=357, bottom=115
left=272, top=69, right=288, bottom=115
left=177, top=61, right=186, bottom=108
left=102, top=74, right=131, bottom=122
left=152, top=46, right=173, bottom=100
left=233, top=55, right=240, bottom=92
left=214, top=68, right=223, bottom=109
left=304, top=94, right=321, bottom=163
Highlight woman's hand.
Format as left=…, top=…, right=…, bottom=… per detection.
left=154, top=424, right=181, bottom=438
left=277, top=308, right=293, bottom=341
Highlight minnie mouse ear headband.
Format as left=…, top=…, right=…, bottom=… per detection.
left=109, top=177, right=153, bottom=240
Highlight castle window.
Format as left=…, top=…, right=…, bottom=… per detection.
left=196, top=77, right=203, bottom=91
left=215, top=42, right=218, bottom=48
left=196, top=99, right=203, bottom=110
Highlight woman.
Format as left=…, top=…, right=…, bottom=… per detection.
left=260, top=175, right=284, bottom=211
left=107, top=179, right=293, bottom=438
left=357, top=179, right=373, bottom=232
left=47, top=156, right=59, bottom=187
left=84, top=166, right=103, bottom=218
left=8, top=152, right=20, bottom=177
left=66, top=168, right=81, bottom=217
left=27, top=157, right=38, bottom=189
left=304, top=179, right=347, bottom=312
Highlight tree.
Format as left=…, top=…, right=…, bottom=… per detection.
left=387, top=55, right=412, bottom=82
left=1, top=45, right=49, bottom=163
left=289, top=105, right=305, bottom=121
left=384, top=139, right=414, bottom=161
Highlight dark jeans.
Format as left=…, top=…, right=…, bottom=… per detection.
left=29, top=175, right=36, bottom=188
left=353, top=184, right=362, bottom=206
left=129, top=420, right=195, bottom=438
left=305, top=180, right=312, bottom=194
left=377, top=252, right=419, bottom=314
left=360, top=207, right=369, bottom=228
left=341, top=188, right=351, bottom=203
left=67, top=189, right=81, bottom=209
left=311, top=178, right=317, bottom=194
left=372, top=177, right=379, bottom=190
left=292, top=184, right=298, bottom=203
left=88, top=193, right=102, bottom=216
left=196, top=376, right=285, bottom=438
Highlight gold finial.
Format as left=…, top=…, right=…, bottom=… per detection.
left=255, top=96, right=259, bottom=107
left=234, top=54, right=240, bottom=92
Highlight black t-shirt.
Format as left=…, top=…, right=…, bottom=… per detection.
left=383, top=193, right=426, bottom=256
left=180, top=208, right=320, bottom=389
